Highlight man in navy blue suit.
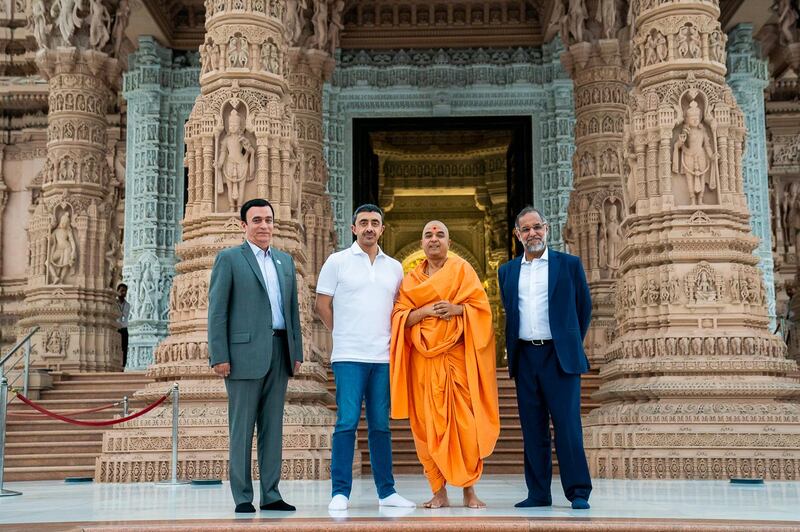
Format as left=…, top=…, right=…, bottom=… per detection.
left=498, top=206, right=592, bottom=510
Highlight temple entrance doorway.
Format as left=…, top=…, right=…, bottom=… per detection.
left=351, top=116, right=534, bottom=366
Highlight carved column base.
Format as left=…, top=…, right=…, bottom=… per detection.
left=19, top=286, right=119, bottom=372
left=95, top=376, right=335, bottom=482
left=585, top=402, right=800, bottom=479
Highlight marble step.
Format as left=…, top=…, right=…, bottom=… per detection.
left=2, top=465, right=95, bottom=482
left=5, top=440, right=103, bottom=455
left=5, top=429, right=106, bottom=443
left=5, top=452, right=98, bottom=468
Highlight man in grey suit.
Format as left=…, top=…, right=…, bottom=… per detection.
left=208, top=198, right=303, bottom=513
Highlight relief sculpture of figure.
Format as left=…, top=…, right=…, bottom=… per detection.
left=48, top=211, right=78, bottom=284
left=216, top=108, right=255, bottom=212
left=284, top=0, right=308, bottom=45
left=604, top=203, right=623, bottom=271
left=50, top=0, right=82, bottom=45
left=775, top=0, right=798, bottom=44
left=595, top=0, right=616, bottom=39
left=88, top=0, right=111, bottom=51
left=672, top=101, right=719, bottom=205
left=30, top=0, right=51, bottom=50
left=568, top=0, right=587, bottom=43
left=138, top=262, right=157, bottom=321
left=327, top=0, right=345, bottom=55
left=546, top=0, right=568, bottom=44
left=309, top=0, right=329, bottom=50
left=111, top=0, right=130, bottom=58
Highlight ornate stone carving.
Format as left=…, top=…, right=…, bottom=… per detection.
left=97, top=7, right=335, bottom=483
left=47, top=210, right=78, bottom=284
left=215, top=106, right=255, bottom=212
left=18, top=6, right=126, bottom=372
left=583, top=0, right=800, bottom=480
left=672, top=100, right=719, bottom=206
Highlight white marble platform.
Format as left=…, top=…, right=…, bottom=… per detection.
left=0, top=475, right=798, bottom=527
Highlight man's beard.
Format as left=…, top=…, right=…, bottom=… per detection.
left=525, top=240, right=545, bottom=254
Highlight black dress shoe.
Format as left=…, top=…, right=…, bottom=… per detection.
left=260, top=499, right=296, bottom=511
left=235, top=502, right=256, bottom=513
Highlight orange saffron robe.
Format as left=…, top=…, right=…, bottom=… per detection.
left=390, top=256, right=500, bottom=492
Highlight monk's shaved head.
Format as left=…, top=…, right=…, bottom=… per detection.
left=422, top=220, right=449, bottom=238
left=421, top=220, right=450, bottom=261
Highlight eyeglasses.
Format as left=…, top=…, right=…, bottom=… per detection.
left=517, top=224, right=547, bottom=235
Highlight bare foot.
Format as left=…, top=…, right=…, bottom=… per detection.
left=463, top=486, right=486, bottom=509
left=422, top=487, right=449, bottom=509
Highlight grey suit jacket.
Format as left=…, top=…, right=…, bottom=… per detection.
left=207, top=241, right=303, bottom=380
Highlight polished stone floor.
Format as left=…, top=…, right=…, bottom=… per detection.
left=0, top=475, right=799, bottom=526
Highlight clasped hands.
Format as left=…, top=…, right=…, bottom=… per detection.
left=423, top=300, right=462, bottom=321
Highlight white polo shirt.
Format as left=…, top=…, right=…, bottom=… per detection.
left=316, top=241, right=404, bottom=363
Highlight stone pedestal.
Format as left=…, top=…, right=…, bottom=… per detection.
left=583, top=0, right=800, bottom=479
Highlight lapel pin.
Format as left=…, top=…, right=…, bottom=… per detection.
left=276, top=260, right=282, bottom=265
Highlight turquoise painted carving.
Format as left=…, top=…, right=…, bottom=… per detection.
left=727, top=24, right=776, bottom=328
left=324, top=40, right=575, bottom=251
left=122, top=36, right=200, bottom=369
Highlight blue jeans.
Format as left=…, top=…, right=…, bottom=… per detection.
left=331, top=362, right=396, bottom=499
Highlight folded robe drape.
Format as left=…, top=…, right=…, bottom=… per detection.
left=390, top=256, right=500, bottom=492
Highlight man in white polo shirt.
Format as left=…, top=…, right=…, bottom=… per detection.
left=315, top=204, right=415, bottom=512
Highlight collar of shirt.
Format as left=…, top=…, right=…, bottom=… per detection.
left=349, top=241, right=386, bottom=259
left=247, top=239, right=271, bottom=259
left=521, top=246, right=548, bottom=265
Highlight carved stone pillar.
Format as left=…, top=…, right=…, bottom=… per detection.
left=583, top=0, right=800, bottom=480
left=540, top=38, right=575, bottom=250
left=287, top=47, right=336, bottom=359
left=20, top=0, right=130, bottom=370
left=121, top=37, right=200, bottom=370
left=561, top=38, right=629, bottom=368
left=96, top=0, right=333, bottom=482
left=726, top=23, right=777, bottom=331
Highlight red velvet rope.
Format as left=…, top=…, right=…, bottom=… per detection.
left=14, top=392, right=169, bottom=427
left=7, top=400, right=120, bottom=418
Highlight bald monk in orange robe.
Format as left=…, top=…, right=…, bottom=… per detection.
left=390, top=220, right=500, bottom=509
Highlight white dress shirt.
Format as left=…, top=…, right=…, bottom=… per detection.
left=247, top=240, right=286, bottom=330
left=518, top=246, right=552, bottom=340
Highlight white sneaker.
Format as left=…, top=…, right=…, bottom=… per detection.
left=379, top=492, right=416, bottom=508
left=328, top=494, right=349, bottom=511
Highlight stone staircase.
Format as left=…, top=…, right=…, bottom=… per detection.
left=3, top=372, right=153, bottom=481
left=327, top=369, right=602, bottom=475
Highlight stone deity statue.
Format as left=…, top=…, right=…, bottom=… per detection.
left=672, top=101, right=719, bottom=205
left=30, top=0, right=51, bottom=50
left=111, top=0, right=130, bottom=58
left=88, top=0, right=111, bottom=51
left=284, top=0, right=308, bottom=45
left=327, top=0, right=345, bottom=55
left=105, top=230, right=119, bottom=288
left=309, top=0, right=328, bottom=50
left=50, top=0, right=82, bottom=45
left=138, top=262, right=157, bottom=321
left=48, top=211, right=78, bottom=284
left=595, top=0, right=616, bottom=39
left=568, top=0, right=587, bottom=43
left=775, top=0, right=798, bottom=44
left=604, top=203, right=623, bottom=271
left=216, top=108, right=255, bottom=212
left=546, top=0, right=568, bottom=44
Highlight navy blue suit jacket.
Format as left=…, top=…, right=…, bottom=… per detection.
left=498, top=248, right=592, bottom=378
